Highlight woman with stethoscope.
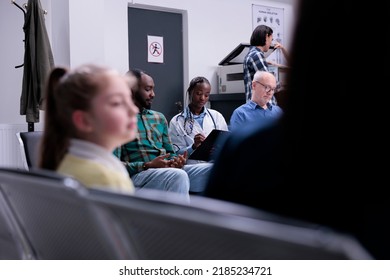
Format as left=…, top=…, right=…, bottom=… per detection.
left=169, top=76, right=228, bottom=163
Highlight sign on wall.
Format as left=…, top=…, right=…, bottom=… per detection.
left=147, top=35, right=164, bottom=63
left=252, top=4, right=285, bottom=65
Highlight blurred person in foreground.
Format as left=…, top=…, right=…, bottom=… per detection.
left=39, top=64, right=138, bottom=194
left=204, top=0, right=390, bottom=259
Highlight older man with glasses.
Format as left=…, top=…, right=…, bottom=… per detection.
left=229, top=70, right=283, bottom=131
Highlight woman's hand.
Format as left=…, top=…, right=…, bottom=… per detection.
left=192, top=133, right=205, bottom=149
left=272, top=42, right=289, bottom=62
left=273, top=42, right=284, bottom=50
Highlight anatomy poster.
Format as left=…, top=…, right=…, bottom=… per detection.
left=252, top=4, right=285, bottom=65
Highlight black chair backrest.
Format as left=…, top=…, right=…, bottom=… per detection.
left=0, top=167, right=373, bottom=260
left=89, top=189, right=373, bottom=260
left=0, top=167, right=136, bottom=260
left=0, top=188, right=35, bottom=259
left=16, top=131, right=43, bottom=170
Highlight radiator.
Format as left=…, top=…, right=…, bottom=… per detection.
left=0, top=124, right=43, bottom=169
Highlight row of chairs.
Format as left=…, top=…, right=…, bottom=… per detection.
left=2, top=131, right=373, bottom=259
left=0, top=165, right=373, bottom=260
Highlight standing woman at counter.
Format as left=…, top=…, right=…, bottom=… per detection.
left=169, top=76, right=228, bottom=163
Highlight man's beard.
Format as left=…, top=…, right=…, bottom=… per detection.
left=134, top=94, right=151, bottom=110
left=144, top=102, right=152, bottom=110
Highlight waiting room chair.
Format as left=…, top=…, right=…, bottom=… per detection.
left=16, top=131, right=43, bottom=170
left=0, top=167, right=137, bottom=259
left=0, top=167, right=373, bottom=260
left=89, top=189, right=373, bottom=260
left=0, top=188, right=34, bottom=259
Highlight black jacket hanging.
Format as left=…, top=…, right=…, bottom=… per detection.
left=20, top=0, right=54, bottom=123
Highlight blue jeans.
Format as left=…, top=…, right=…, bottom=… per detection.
left=131, top=162, right=212, bottom=196
left=183, top=162, right=213, bottom=193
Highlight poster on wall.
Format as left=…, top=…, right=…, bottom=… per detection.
left=252, top=4, right=285, bottom=65
left=147, top=35, right=164, bottom=63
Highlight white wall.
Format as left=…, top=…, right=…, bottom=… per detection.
left=0, top=0, right=297, bottom=126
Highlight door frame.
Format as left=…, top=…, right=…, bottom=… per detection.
left=127, top=3, right=189, bottom=108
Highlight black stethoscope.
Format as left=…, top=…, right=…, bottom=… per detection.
left=175, top=106, right=216, bottom=136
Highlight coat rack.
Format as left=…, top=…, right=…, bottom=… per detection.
left=11, top=0, right=26, bottom=14
left=12, top=1, right=26, bottom=68
left=12, top=0, right=52, bottom=132
left=12, top=1, right=47, bottom=69
left=11, top=0, right=47, bottom=15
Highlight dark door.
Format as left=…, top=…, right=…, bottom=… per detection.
left=128, top=7, right=184, bottom=122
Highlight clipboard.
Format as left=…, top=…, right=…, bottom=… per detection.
left=188, top=129, right=229, bottom=161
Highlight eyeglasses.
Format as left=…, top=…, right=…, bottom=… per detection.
left=255, top=81, right=276, bottom=94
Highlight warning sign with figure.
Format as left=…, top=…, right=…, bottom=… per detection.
left=148, top=35, right=164, bottom=63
